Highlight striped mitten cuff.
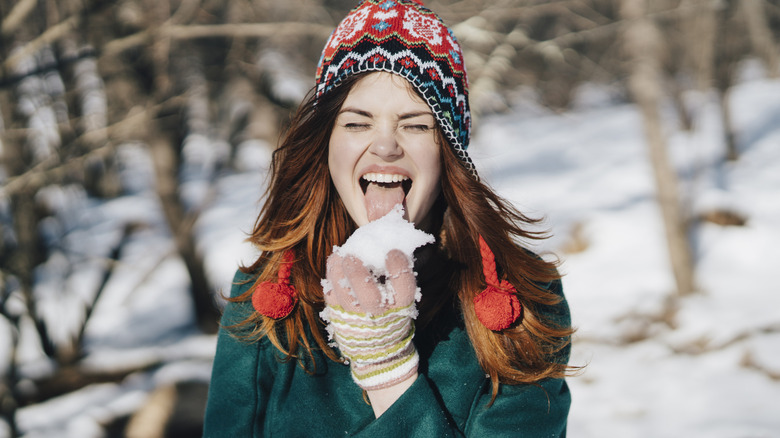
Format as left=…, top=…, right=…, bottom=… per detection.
left=321, top=303, right=419, bottom=390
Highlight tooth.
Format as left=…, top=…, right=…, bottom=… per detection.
left=362, top=173, right=409, bottom=184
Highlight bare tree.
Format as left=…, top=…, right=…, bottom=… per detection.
left=740, top=0, right=779, bottom=79
left=620, top=0, right=696, bottom=296
left=711, top=0, right=752, bottom=162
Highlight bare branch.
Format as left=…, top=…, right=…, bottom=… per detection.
left=528, top=2, right=707, bottom=50
left=0, top=97, right=184, bottom=197
left=70, top=223, right=136, bottom=362
left=169, top=0, right=202, bottom=25
left=101, top=22, right=334, bottom=58
left=2, top=15, right=80, bottom=73
left=0, top=0, right=38, bottom=37
left=740, top=0, right=779, bottom=78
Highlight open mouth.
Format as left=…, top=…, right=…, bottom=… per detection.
left=360, top=172, right=412, bottom=222
left=359, top=172, right=413, bottom=195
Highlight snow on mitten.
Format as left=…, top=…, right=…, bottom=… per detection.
left=320, top=249, right=420, bottom=391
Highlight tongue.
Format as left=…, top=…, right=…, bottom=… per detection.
left=364, top=182, right=406, bottom=222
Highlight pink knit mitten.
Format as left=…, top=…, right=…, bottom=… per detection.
left=320, top=249, right=419, bottom=390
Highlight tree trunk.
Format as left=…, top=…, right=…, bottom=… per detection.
left=687, top=0, right=717, bottom=91
left=621, top=0, right=696, bottom=296
left=740, top=0, right=779, bottom=78
left=713, top=0, right=748, bottom=162
left=718, top=87, right=738, bottom=162
left=149, top=110, right=220, bottom=334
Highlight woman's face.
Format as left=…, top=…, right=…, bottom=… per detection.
left=328, top=72, right=442, bottom=228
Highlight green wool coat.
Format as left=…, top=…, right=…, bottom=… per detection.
left=203, top=269, right=571, bottom=437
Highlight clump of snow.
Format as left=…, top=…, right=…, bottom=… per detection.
left=333, top=205, right=434, bottom=272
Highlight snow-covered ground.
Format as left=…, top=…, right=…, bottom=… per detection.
left=470, top=67, right=780, bottom=437
left=3, top=65, right=779, bottom=436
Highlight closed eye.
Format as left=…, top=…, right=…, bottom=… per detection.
left=343, top=122, right=371, bottom=131
left=405, top=124, right=433, bottom=132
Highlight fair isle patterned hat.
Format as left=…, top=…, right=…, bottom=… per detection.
left=315, top=0, right=476, bottom=176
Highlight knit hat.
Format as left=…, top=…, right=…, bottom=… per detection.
left=315, top=0, right=476, bottom=176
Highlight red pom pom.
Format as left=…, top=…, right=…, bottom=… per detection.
left=473, top=281, right=522, bottom=331
left=252, top=281, right=297, bottom=319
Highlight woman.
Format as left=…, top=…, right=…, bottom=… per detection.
left=203, top=1, right=575, bottom=436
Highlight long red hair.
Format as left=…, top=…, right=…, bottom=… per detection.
left=229, top=73, right=575, bottom=397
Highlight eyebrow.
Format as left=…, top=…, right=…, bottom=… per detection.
left=338, top=107, right=434, bottom=120
left=399, top=111, right=434, bottom=121
left=339, top=107, right=372, bottom=118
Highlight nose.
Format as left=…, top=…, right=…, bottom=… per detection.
left=368, top=126, right=403, bottom=160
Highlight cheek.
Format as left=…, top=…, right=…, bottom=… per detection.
left=410, top=142, right=442, bottom=218
left=328, top=131, right=364, bottom=168
left=419, top=170, right=442, bottom=205
left=328, top=133, right=364, bottom=216
left=409, top=175, right=441, bottom=225
left=418, top=141, right=442, bottom=186
left=327, top=133, right=340, bottom=170
left=328, top=133, right=351, bottom=184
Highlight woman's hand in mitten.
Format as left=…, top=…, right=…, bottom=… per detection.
left=320, top=249, right=419, bottom=391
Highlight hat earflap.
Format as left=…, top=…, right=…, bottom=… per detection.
left=473, top=235, right=522, bottom=331
left=252, top=250, right=298, bottom=319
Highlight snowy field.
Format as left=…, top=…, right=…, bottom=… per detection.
left=469, top=67, right=780, bottom=437
left=3, top=65, right=780, bottom=437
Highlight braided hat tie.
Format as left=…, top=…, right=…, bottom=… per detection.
left=252, top=250, right=298, bottom=319
left=473, top=235, right=522, bottom=331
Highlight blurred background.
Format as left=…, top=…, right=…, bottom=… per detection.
left=1, top=0, right=779, bottom=437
